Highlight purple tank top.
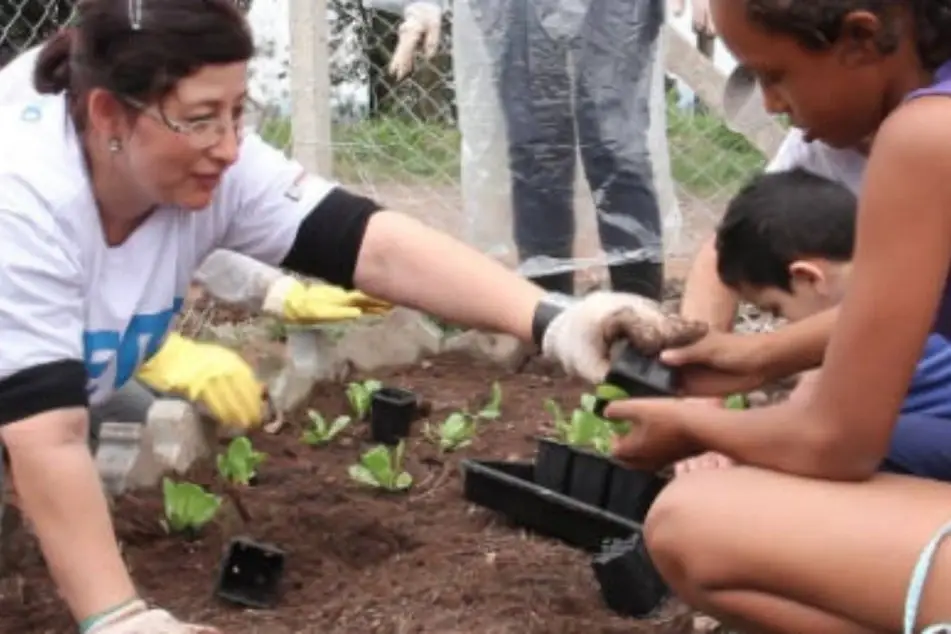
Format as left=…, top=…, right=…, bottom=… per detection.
left=905, top=60, right=951, bottom=339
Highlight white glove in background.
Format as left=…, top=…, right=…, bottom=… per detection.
left=388, top=1, right=443, bottom=81
left=669, top=0, right=716, bottom=36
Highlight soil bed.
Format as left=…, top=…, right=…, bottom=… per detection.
left=0, top=353, right=692, bottom=634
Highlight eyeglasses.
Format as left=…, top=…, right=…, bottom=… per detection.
left=119, top=95, right=251, bottom=150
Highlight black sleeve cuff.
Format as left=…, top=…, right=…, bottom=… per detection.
left=531, top=293, right=578, bottom=347
left=0, top=360, right=88, bottom=426
left=280, top=187, right=383, bottom=288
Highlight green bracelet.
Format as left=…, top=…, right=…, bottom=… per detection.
left=78, top=597, right=141, bottom=634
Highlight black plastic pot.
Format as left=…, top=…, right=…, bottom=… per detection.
left=604, top=464, right=668, bottom=523
left=370, top=387, right=418, bottom=445
left=214, top=537, right=286, bottom=609
left=592, top=534, right=669, bottom=618
left=534, top=437, right=573, bottom=493
left=461, top=459, right=639, bottom=552
left=595, top=343, right=678, bottom=417
left=567, top=447, right=613, bottom=508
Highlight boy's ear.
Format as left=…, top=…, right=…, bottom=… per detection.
left=788, top=260, right=825, bottom=286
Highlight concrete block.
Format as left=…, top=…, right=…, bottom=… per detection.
left=95, top=422, right=167, bottom=496
left=442, top=330, right=531, bottom=371
left=146, top=399, right=216, bottom=474
left=333, top=308, right=443, bottom=372
left=268, top=328, right=349, bottom=413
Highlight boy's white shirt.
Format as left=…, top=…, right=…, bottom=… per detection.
left=765, top=127, right=867, bottom=195
left=0, top=47, right=335, bottom=406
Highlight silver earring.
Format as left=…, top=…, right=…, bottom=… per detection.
left=108, top=138, right=122, bottom=153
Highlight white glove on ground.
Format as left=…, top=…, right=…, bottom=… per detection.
left=86, top=600, right=220, bottom=634
left=389, top=1, right=442, bottom=81
left=540, top=291, right=708, bottom=383
left=669, top=0, right=716, bottom=36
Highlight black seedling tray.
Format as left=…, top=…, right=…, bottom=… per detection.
left=461, top=459, right=639, bottom=552
left=592, top=534, right=669, bottom=618
left=370, top=387, right=418, bottom=445
left=534, top=438, right=668, bottom=524
left=595, top=343, right=678, bottom=417
left=214, top=537, right=286, bottom=609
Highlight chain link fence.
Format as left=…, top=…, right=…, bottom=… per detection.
left=0, top=0, right=771, bottom=333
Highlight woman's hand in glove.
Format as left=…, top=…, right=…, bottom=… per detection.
left=539, top=291, right=708, bottom=383
left=84, top=600, right=220, bottom=634
left=135, top=333, right=265, bottom=430
left=262, top=277, right=391, bottom=323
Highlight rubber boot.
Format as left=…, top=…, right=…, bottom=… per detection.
left=608, top=260, right=664, bottom=301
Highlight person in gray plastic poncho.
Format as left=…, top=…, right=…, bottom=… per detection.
left=367, top=0, right=715, bottom=300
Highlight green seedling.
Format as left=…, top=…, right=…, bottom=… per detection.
left=724, top=393, right=749, bottom=409
left=301, top=410, right=352, bottom=445
left=423, top=411, right=477, bottom=452
left=216, top=436, right=267, bottom=486
left=346, top=379, right=382, bottom=419
left=348, top=441, right=413, bottom=491
left=544, top=398, right=614, bottom=454
left=595, top=382, right=629, bottom=402
left=475, top=381, right=503, bottom=420
left=161, top=477, right=222, bottom=534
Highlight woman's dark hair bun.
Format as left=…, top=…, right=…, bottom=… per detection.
left=34, top=27, right=74, bottom=95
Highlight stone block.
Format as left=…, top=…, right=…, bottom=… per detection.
left=146, top=399, right=216, bottom=474
left=333, top=308, right=443, bottom=372
left=268, top=328, right=349, bottom=413
left=442, top=330, right=531, bottom=371
left=95, top=422, right=167, bottom=496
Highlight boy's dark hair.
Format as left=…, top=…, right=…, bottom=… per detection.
left=34, top=0, right=254, bottom=131
left=745, top=0, right=951, bottom=71
left=716, top=168, right=857, bottom=292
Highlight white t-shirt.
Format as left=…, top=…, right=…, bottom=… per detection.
left=0, top=46, right=40, bottom=106
left=765, top=127, right=867, bottom=195
left=0, top=56, right=335, bottom=408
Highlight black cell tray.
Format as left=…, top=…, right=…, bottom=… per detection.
left=460, top=459, right=639, bottom=553
left=592, top=534, right=670, bottom=618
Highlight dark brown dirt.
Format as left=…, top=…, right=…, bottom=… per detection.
left=0, top=353, right=693, bottom=634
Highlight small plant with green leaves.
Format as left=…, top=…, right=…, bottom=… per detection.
left=346, top=379, right=382, bottom=419
left=348, top=441, right=413, bottom=492
left=216, top=436, right=267, bottom=486
left=544, top=393, right=630, bottom=455
left=422, top=411, right=478, bottom=452
left=301, top=410, right=352, bottom=446
left=473, top=381, right=502, bottom=420
left=161, top=477, right=222, bottom=535
left=724, top=393, right=749, bottom=409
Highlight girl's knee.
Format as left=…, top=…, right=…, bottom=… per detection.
left=644, top=473, right=711, bottom=579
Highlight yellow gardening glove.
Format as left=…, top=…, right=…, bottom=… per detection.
left=262, top=277, right=392, bottom=324
left=135, top=332, right=265, bottom=430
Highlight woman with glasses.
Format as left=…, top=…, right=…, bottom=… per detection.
left=0, top=0, right=705, bottom=631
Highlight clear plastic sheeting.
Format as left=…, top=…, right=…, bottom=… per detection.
left=452, top=0, right=681, bottom=298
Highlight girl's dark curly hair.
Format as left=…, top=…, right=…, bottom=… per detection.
left=745, top=0, right=951, bottom=71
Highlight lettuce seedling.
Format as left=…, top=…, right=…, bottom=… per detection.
left=301, top=410, right=351, bottom=445
left=346, top=379, right=382, bottom=419
left=423, top=411, right=477, bottom=452
left=161, top=477, right=222, bottom=534
left=475, top=381, right=503, bottom=420
left=348, top=441, right=413, bottom=492
left=724, top=393, right=749, bottom=409
left=544, top=397, right=614, bottom=455
left=216, top=436, right=267, bottom=486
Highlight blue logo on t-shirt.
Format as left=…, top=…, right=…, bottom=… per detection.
left=83, top=297, right=185, bottom=395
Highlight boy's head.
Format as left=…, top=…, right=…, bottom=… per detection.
left=716, top=168, right=856, bottom=322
